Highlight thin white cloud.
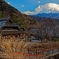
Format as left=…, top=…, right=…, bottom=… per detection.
left=24, top=6, right=41, bottom=15
left=24, top=11, right=34, bottom=15
left=7, top=2, right=10, bottom=4
left=38, top=0, right=40, bottom=4
left=44, top=3, right=59, bottom=11
left=23, top=3, right=59, bottom=15
left=20, top=5, right=25, bottom=7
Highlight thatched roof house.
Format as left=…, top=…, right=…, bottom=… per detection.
left=0, top=18, right=25, bottom=35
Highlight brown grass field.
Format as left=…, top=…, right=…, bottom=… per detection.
left=0, top=35, right=59, bottom=59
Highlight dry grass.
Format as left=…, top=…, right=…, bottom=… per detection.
left=0, top=35, right=59, bottom=59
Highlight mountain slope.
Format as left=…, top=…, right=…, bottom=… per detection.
left=38, top=19, right=59, bottom=38
left=35, top=13, right=59, bottom=20
left=30, top=14, right=59, bottom=38
left=30, top=15, right=59, bottom=22
left=0, top=0, right=36, bottom=29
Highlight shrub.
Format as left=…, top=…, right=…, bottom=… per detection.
left=54, top=38, right=59, bottom=42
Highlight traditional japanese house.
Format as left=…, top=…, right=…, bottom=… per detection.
left=0, top=18, right=25, bottom=36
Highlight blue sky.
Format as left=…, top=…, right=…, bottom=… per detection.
left=5, top=0, right=59, bottom=15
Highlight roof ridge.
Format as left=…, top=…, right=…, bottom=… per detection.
left=0, top=17, right=10, bottom=20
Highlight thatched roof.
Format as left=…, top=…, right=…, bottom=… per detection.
left=0, top=18, right=25, bottom=35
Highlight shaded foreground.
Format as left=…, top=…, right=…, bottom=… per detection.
left=0, top=35, right=59, bottom=59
